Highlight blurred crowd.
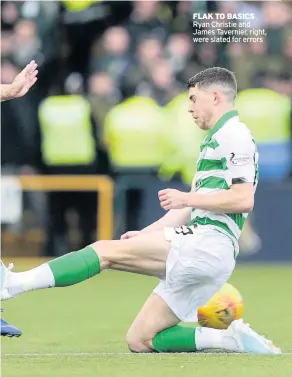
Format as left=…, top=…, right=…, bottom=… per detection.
left=1, top=1, right=292, bottom=255
left=1, top=0, right=292, bottom=172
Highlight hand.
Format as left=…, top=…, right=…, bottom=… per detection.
left=120, top=231, right=141, bottom=240
left=10, top=60, right=38, bottom=99
left=158, top=189, right=189, bottom=210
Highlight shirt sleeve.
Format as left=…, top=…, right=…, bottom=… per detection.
left=218, top=135, right=257, bottom=185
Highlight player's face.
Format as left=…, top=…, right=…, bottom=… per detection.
left=188, top=86, right=214, bottom=130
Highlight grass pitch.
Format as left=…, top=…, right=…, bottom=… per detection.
left=1, top=258, right=292, bottom=377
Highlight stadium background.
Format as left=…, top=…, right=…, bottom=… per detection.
left=1, top=0, right=292, bottom=261
left=1, top=1, right=292, bottom=376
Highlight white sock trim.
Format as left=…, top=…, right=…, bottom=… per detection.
left=8, top=263, right=55, bottom=296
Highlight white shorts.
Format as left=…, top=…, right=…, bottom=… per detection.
left=153, top=225, right=236, bottom=322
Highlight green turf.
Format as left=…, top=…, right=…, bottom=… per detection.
left=1, top=259, right=292, bottom=377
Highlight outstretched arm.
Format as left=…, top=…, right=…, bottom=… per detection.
left=1, top=60, right=38, bottom=101
left=158, top=184, right=254, bottom=213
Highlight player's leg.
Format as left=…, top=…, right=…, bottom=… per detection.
left=126, top=288, right=282, bottom=354
left=125, top=228, right=281, bottom=354
left=125, top=228, right=229, bottom=353
left=0, top=231, right=170, bottom=299
left=126, top=278, right=230, bottom=353
left=126, top=290, right=239, bottom=354
left=96, top=231, right=170, bottom=278
left=126, top=292, right=181, bottom=352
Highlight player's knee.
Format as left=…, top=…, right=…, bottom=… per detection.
left=92, top=239, right=132, bottom=269
left=126, top=332, right=153, bottom=353
left=91, top=240, right=115, bottom=269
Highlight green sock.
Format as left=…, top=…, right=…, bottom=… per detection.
left=48, top=246, right=100, bottom=287
left=152, top=326, right=197, bottom=353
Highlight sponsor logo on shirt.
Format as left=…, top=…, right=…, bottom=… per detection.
left=230, top=153, right=251, bottom=166
left=196, top=180, right=202, bottom=190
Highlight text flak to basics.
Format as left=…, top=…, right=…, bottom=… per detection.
left=192, top=13, right=268, bottom=44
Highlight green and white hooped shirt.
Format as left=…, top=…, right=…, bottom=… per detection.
left=189, top=110, right=259, bottom=257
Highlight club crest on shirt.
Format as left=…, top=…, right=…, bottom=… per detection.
left=230, top=153, right=251, bottom=166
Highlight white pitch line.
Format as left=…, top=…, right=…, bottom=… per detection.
left=3, top=353, right=132, bottom=357
left=2, top=352, right=292, bottom=357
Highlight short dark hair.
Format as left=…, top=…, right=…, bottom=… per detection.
left=187, top=67, right=237, bottom=100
